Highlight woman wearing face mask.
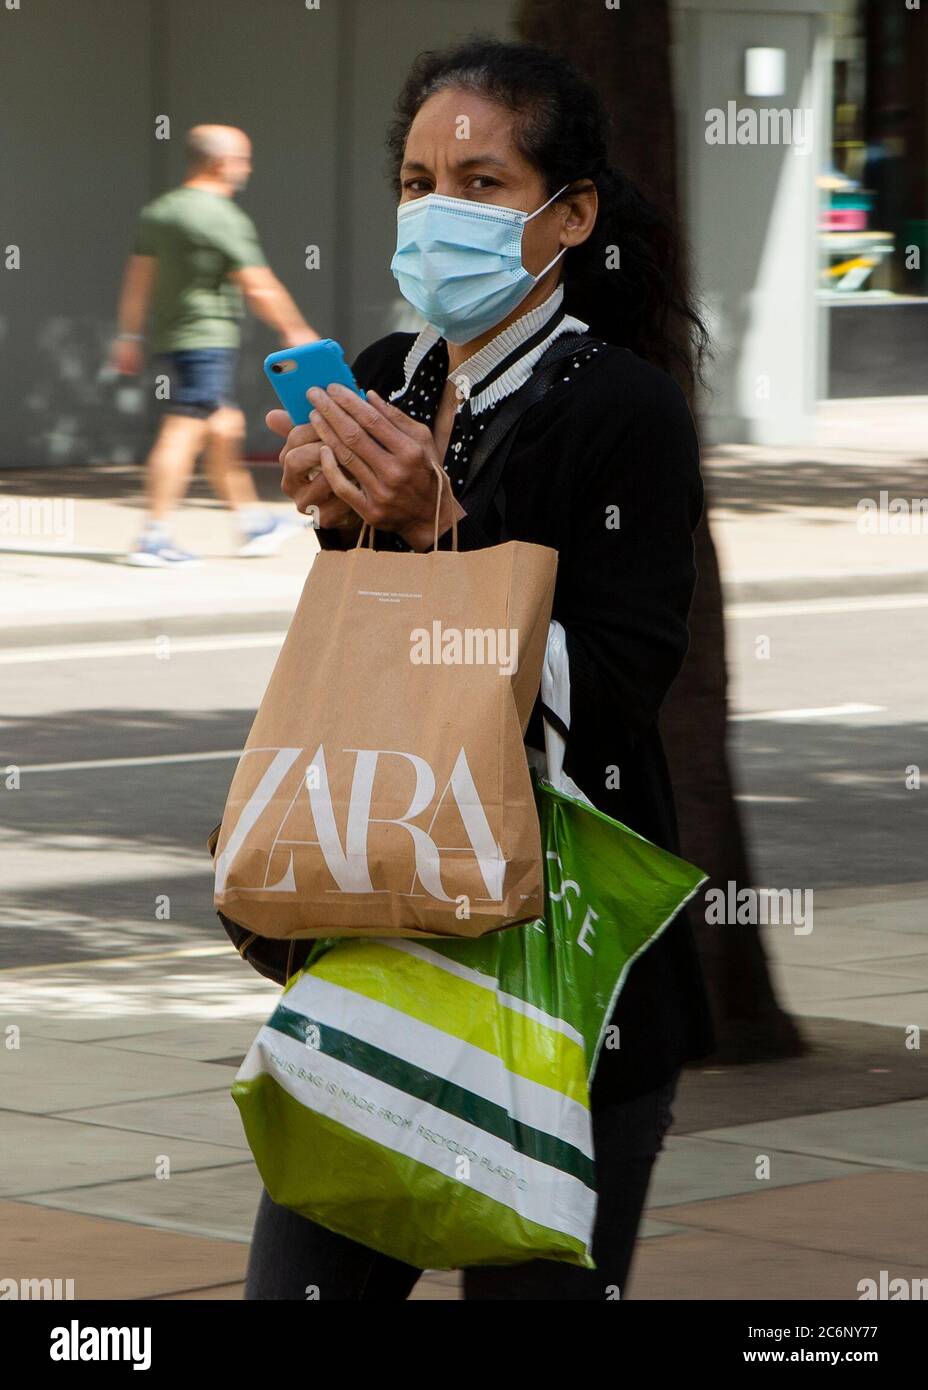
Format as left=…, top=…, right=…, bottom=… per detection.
left=248, top=35, right=714, bottom=1302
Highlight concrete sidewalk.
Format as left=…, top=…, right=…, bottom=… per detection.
left=709, top=397, right=928, bottom=602
left=1, top=891, right=925, bottom=1300
left=1, top=396, right=926, bottom=1300
left=1, top=396, right=927, bottom=642
left=0, top=463, right=314, bottom=639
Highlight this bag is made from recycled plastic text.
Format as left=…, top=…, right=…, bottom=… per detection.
left=232, top=777, right=706, bottom=1270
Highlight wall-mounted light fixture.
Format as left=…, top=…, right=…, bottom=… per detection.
left=744, top=47, right=786, bottom=99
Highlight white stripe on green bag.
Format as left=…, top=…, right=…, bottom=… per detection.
left=307, top=939, right=589, bottom=1106
left=238, top=1022, right=596, bottom=1245
left=267, top=971, right=593, bottom=1159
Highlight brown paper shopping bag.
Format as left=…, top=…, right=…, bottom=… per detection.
left=213, top=502, right=557, bottom=940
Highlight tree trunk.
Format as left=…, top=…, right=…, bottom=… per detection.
left=515, top=0, right=804, bottom=1061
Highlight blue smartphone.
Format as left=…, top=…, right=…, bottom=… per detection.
left=264, top=339, right=366, bottom=425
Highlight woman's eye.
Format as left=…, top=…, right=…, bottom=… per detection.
left=400, top=175, right=501, bottom=197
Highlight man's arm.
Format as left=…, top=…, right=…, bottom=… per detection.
left=110, top=254, right=157, bottom=374
left=230, top=266, right=319, bottom=346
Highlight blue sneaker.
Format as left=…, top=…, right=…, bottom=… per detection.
left=238, top=516, right=298, bottom=557
left=127, top=534, right=200, bottom=567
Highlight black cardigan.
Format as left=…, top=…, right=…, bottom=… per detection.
left=316, top=331, right=715, bottom=1105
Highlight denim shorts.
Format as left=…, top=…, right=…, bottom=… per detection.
left=155, top=347, right=238, bottom=419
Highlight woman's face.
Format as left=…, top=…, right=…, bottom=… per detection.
left=399, top=88, right=576, bottom=281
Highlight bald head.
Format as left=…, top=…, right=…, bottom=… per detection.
left=185, top=125, right=252, bottom=191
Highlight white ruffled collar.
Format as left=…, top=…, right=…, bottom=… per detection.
left=389, top=285, right=589, bottom=417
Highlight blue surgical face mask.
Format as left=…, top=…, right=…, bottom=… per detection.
left=390, top=184, right=571, bottom=344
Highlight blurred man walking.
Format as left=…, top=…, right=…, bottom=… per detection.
left=112, top=124, right=318, bottom=565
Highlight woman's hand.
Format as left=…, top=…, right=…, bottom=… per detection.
left=268, top=410, right=362, bottom=531
left=301, top=383, right=464, bottom=550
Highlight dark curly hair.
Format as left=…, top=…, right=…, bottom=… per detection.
left=386, top=35, right=709, bottom=394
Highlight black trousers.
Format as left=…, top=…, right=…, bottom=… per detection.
left=243, top=1068, right=679, bottom=1301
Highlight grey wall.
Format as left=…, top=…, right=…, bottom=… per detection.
left=2, top=0, right=837, bottom=463
left=1, top=0, right=154, bottom=468
left=674, top=0, right=830, bottom=445
left=0, top=0, right=513, bottom=469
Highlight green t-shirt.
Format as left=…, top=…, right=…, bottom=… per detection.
left=133, top=186, right=267, bottom=352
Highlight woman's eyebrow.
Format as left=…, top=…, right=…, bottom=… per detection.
left=400, top=154, right=511, bottom=173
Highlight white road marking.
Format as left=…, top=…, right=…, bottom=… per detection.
left=0, top=943, right=231, bottom=974
left=0, top=591, right=921, bottom=668
left=16, top=750, right=242, bottom=773
left=734, top=794, right=806, bottom=803
left=731, top=703, right=884, bottom=721
left=0, top=592, right=924, bottom=666
left=13, top=702, right=887, bottom=774
left=729, top=593, right=928, bottom=619
left=0, top=633, right=286, bottom=665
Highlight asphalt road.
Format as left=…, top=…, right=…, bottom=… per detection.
left=1, top=591, right=924, bottom=970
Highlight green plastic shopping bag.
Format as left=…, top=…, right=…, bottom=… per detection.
left=232, top=778, right=706, bottom=1270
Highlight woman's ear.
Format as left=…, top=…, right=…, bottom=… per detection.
left=561, top=185, right=598, bottom=248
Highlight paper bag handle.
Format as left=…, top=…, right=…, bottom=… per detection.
left=354, top=457, right=458, bottom=553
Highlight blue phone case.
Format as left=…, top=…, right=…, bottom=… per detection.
left=264, top=340, right=365, bottom=425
